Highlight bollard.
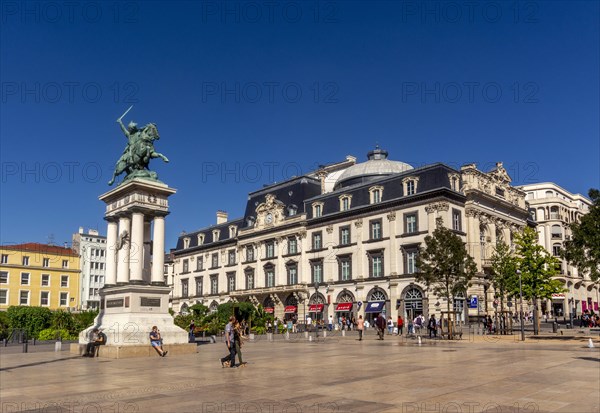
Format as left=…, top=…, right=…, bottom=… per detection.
left=23, top=333, right=28, bottom=353
left=552, top=322, right=558, bottom=333
left=54, top=341, right=62, bottom=352
left=3, top=338, right=7, bottom=347
left=342, top=330, right=345, bottom=337
left=309, top=335, right=313, bottom=342
left=304, top=331, right=308, bottom=339
left=417, top=336, right=422, bottom=345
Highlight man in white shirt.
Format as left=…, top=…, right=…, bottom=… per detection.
left=328, top=314, right=333, bottom=331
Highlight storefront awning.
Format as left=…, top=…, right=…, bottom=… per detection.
left=284, top=306, right=297, bottom=313
left=308, top=304, right=324, bottom=312
left=335, top=302, right=353, bottom=312
left=264, top=307, right=274, bottom=313
left=364, top=301, right=385, bottom=313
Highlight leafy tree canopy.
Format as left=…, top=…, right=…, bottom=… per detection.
left=514, top=226, right=565, bottom=300
left=416, top=217, right=478, bottom=304
left=563, top=188, right=600, bottom=282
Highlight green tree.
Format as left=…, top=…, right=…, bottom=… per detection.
left=563, top=188, right=600, bottom=282
left=416, top=217, right=478, bottom=338
left=189, top=303, right=209, bottom=319
left=513, top=226, right=564, bottom=334
left=490, top=241, right=518, bottom=312
left=6, top=306, right=53, bottom=339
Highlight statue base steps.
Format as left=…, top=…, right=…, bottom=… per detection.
left=70, top=343, right=197, bottom=359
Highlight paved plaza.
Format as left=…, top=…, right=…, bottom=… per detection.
left=1, top=333, right=599, bottom=413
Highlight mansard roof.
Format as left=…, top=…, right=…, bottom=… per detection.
left=305, top=163, right=462, bottom=219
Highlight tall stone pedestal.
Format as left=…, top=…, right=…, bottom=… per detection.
left=73, top=179, right=195, bottom=358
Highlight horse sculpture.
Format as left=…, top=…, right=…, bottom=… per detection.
left=108, top=120, right=169, bottom=186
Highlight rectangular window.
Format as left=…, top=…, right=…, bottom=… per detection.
left=246, top=246, right=255, bottom=262
left=405, top=214, right=418, bottom=234
left=338, top=256, right=352, bottom=281
left=406, top=251, right=417, bottom=274
left=266, top=242, right=275, bottom=259
left=227, top=273, right=236, bottom=292
left=195, top=277, right=203, bottom=296
left=314, top=204, right=322, bottom=218
left=312, top=232, right=322, bottom=250
left=287, top=238, right=297, bottom=255
left=370, top=219, right=382, bottom=240
left=246, top=271, right=255, bottom=290
left=265, top=268, right=275, bottom=288
left=1, top=254, right=8, bottom=264
left=181, top=279, right=189, bottom=298
left=182, top=259, right=189, bottom=273
left=89, top=288, right=94, bottom=296
left=340, top=226, right=351, bottom=246
left=22, top=256, right=29, bottom=266
left=61, top=275, right=69, bottom=288
left=0, top=290, right=7, bottom=305
left=228, top=250, right=236, bottom=265
left=60, top=292, right=68, bottom=306
left=42, top=258, right=49, bottom=267
left=41, top=274, right=50, bottom=286
left=406, top=181, right=415, bottom=195
left=21, top=273, right=30, bottom=285
left=552, top=245, right=561, bottom=257
left=452, top=209, right=462, bottom=231
left=287, top=265, right=298, bottom=285
left=211, top=253, right=219, bottom=268
left=20, top=290, right=29, bottom=305
left=341, top=197, right=350, bottom=211
left=62, top=260, right=69, bottom=269
left=210, top=275, right=218, bottom=295
left=0, top=272, right=7, bottom=284
left=40, top=291, right=49, bottom=306
left=368, top=251, right=384, bottom=278
left=196, top=256, right=204, bottom=271
left=373, top=189, right=381, bottom=203
left=311, top=260, right=323, bottom=284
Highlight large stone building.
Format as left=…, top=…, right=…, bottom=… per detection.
left=0, top=243, right=80, bottom=310
left=519, top=183, right=595, bottom=318
left=170, top=148, right=530, bottom=325
left=72, top=227, right=107, bottom=310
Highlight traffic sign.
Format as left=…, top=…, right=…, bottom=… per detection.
left=469, top=295, right=478, bottom=309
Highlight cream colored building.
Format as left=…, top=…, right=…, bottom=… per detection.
left=170, top=149, right=530, bottom=325
left=519, top=183, right=595, bottom=318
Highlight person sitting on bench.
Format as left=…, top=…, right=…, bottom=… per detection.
left=83, top=328, right=106, bottom=357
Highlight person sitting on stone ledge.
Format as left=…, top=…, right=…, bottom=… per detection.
left=83, top=328, right=106, bottom=357
left=150, top=326, right=168, bottom=357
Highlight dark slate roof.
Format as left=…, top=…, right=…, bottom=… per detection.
left=304, top=163, right=461, bottom=219
left=241, top=176, right=322, bottom=227
left=174, top=217, right=245, bottom=252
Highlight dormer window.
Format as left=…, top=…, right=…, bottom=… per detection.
left=495, top=187, right=505, bottom=198
left=403, top=177, right=419, bottom=196
left=212, top=230, right=220, bottom=241
left=369, top=186, right=383, bottom=204
left=312, top=202, right=323, bottom=218
left=183, top=237, right=191, bottom=249
left=339, top=195, right=352, bottom=211
left=448, top=173, right=460, bottom=191
left=229, top=226, right=237, bottom=238
left=287, top=204, right=298, bottom=216
left=197, top=234, right=205, bottom=245
left=246, top=216, right=256, bottom=227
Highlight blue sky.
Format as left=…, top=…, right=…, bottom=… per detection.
left=1, top=1, right=598, bottom=249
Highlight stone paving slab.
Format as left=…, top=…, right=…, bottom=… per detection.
left=1, top=336, right=599, bottom=413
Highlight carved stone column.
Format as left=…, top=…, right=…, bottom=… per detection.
left=151, top=215, right=166, bottom=284
left=116, top=215, right=131, bottom=284
left=105, top=219, right=118, bottom=286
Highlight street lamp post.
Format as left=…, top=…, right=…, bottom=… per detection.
left=314, top=282, right=319, bottom=339
left=517, top=270, right=525, bottom=341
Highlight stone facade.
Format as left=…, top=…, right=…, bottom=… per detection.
left=519, top=182, right=595, bottom=318
left=171, top=151, right=530, bottom=325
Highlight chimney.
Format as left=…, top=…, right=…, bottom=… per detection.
left=216, top=210, right=228, bottom=225
left=78, top=227, right=84, bottom=234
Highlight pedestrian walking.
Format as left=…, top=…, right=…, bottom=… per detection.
left=357, top=315, right=364, bottom=341
left=220, top=316, right=236, bottom=368
left=428, top=314, right=437, bottom=338
left=387, top=316, right=394, bottom=335
left=397, top=316, right=404, bottom=336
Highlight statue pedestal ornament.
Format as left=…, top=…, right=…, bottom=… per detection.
left=71, top=110, right=194, bottom=358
